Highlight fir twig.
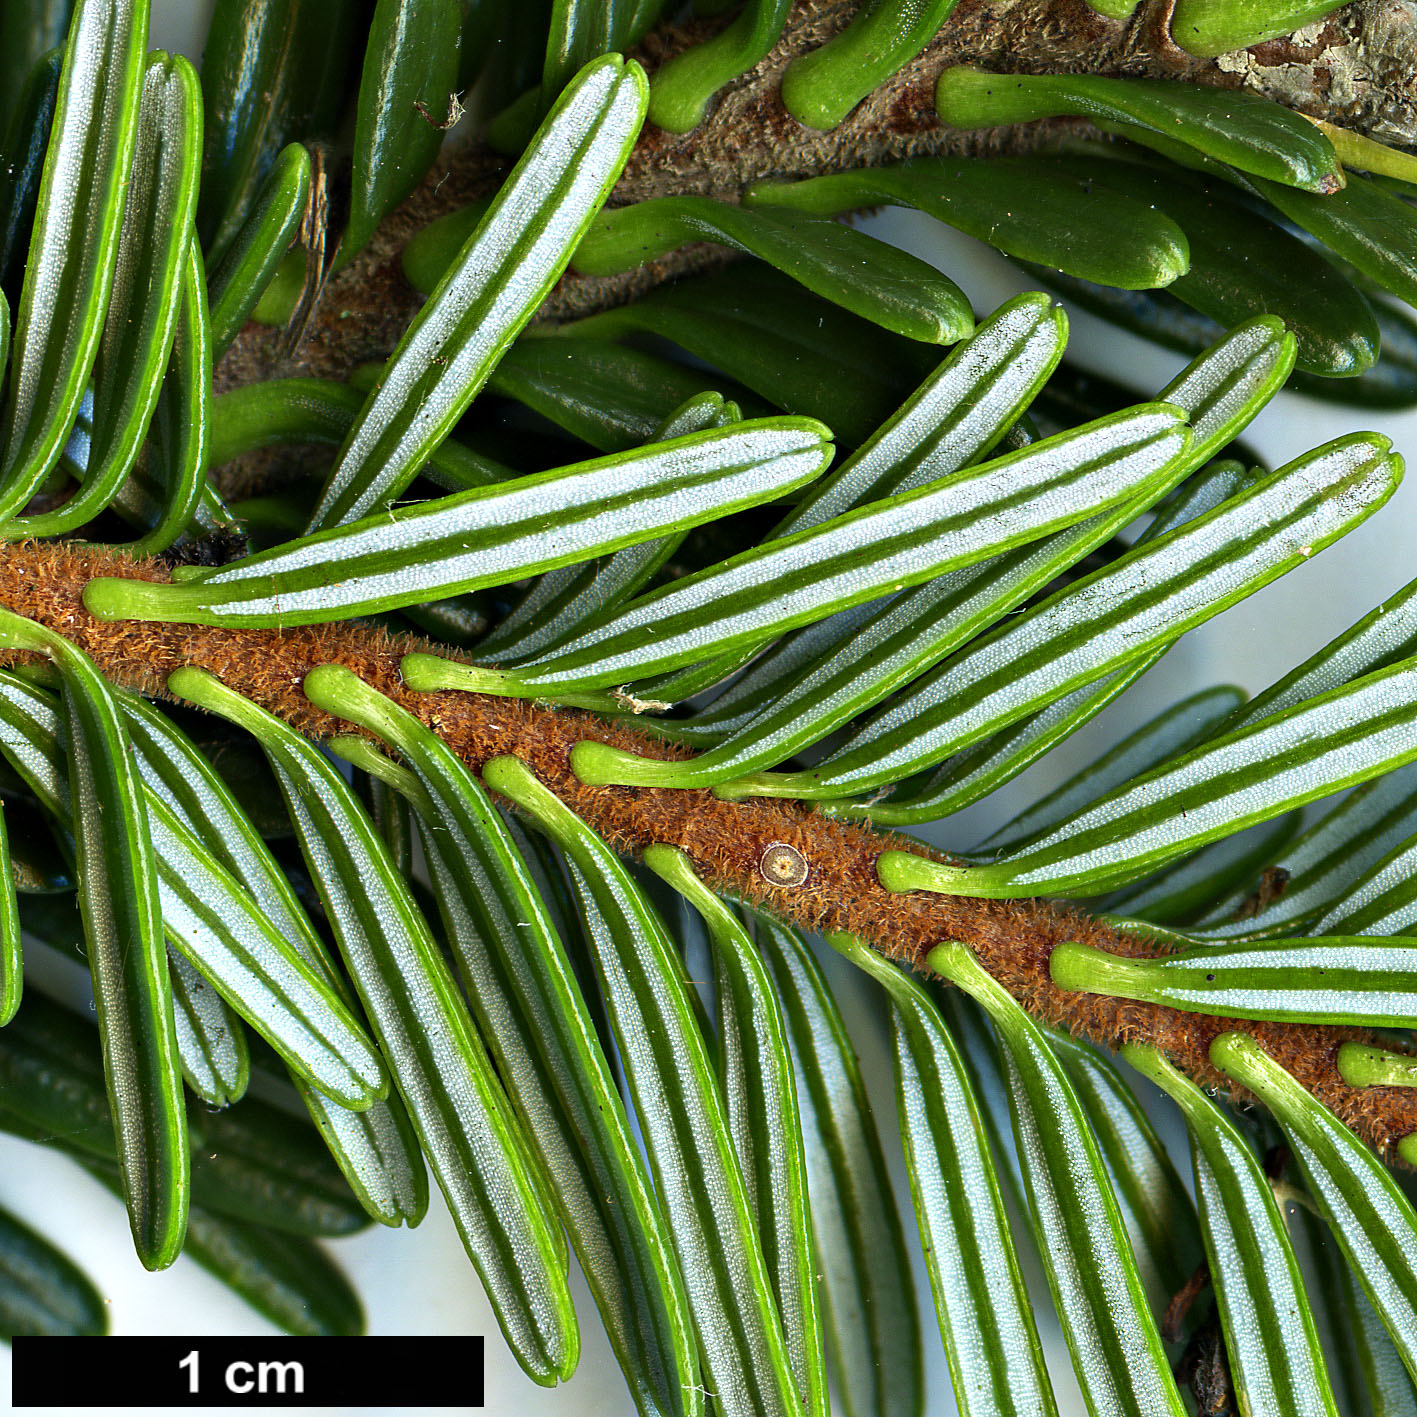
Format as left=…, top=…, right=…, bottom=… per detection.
left=7, top=537, right=1415, bottom=1165
left=215, top=0, right=1405, bottom=393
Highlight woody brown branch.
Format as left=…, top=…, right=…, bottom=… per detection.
left=215, top=0, right=1408, bottom=397
left=5, top=538, right=1416, bottom=1166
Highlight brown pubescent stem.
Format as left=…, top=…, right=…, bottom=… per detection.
left=2, top=538, right=1414, bottom=1167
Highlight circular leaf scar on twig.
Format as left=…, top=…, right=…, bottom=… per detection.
left=759, top=841, right=808, bottom=888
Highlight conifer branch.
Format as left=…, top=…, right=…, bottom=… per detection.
left=7, top=537, right=1415, bottom=1168
left=216, top=0, right=1407, bottom=395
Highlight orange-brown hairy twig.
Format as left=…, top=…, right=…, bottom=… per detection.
left=5, top=538, right=1415, bottom=1166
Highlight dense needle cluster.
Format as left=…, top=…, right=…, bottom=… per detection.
left=3, top=2, right=1417, bottom=1414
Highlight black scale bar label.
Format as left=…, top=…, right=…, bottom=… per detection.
left=12, top=1335, right=485, bottom=1407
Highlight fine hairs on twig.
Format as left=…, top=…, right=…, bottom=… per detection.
left=5, top=537, right=1416, bottom=1165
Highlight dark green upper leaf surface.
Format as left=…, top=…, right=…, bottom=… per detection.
left=558, top=263, right=936, bottom=444
left=935, top=65, right=1343, bottom=193
left=0, top=609, right=187, bottom=1273
left=173, top=1205, right=365, bottom=1337
left=747, top=158, right=1191, bottom=290
left=779, top=0, right=961, bottom=132
left=0, top=988, right=365, bottom=1239
left=209, top=375, right=512, bottom=491
left=0, top=1200, right=108, bottom=1337
left=204, top=141, right=310, bottom=364
left=572, top=197, right=974, bottom=343
left=340, top=0, right=464, bottom=265
left=197, top=0, right=362, bottom=263
left=0, top=2, right=70, bottom=140
left=1169, top=1, right=1344, bottom=58
left=0, top=45, right=62, bottom=297
left=647, top=0, right=793, bottom=132
left=1048, top=152, right=1377, bottom=377
left=486, top=337, right=745, bottom=454
left=1255, top=170, right=1417, bottom=312
left=542, top=0, right=665, bottom=111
